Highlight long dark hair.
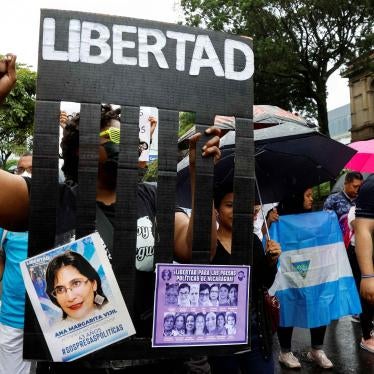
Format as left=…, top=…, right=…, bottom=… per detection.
left=46, top=250, right=107, bottom=319
left=277, top=188, right=312, bottom=215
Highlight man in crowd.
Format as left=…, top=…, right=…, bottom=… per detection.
left=0, top=152, right=32, bottom=374
left=324, top=172, right=364, bottom=219
left=352, top=174, right=374, bottom=353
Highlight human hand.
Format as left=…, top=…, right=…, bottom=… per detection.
left=59, top=111, right=69, bottom=128
left=0, top=54, right=17, bottom=103
left=360, top=278, right=374, bottom=304
left=148, top=116, right=157, bottom=138
left=189, top=126, right=221, bottom=167
left=267, top=208, right=279, bottom=224
left=265, top=239, right=281, bottom=265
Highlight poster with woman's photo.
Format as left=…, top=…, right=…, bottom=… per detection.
left=152, top=264, right=250, bottom=347
left=20, top=232, right=135, bottom=362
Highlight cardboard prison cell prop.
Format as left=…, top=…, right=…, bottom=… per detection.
left=25, top=8, right=254, bottom=360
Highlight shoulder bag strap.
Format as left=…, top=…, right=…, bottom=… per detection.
left=95, top=206, right=113, bottom=253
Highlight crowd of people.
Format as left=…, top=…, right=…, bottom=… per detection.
left=0, top=50, right=373, bottom=374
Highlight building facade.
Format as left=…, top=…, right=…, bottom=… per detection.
left=342, top=52, right=374, bottom=141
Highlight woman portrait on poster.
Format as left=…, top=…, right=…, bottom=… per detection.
left=198, top=283, right=211, bottom=306
left=228, top=284, right=238, bottom=306
left=172, top=313, right=186, bottom=336
left=189, top=283, right=199, bottom=306
left=226, top=312, right=237, bottom=336
left=46, top=250, right=108, bottom=322
left=216, top=312, right=227, bottom=335
left=209, top=284, right=220, bottom=306
left=161, top=269, right=172, bottom=282
left=194, top=312, right=206, bottom=336
left=163, top=313, right=175, bottom=337
left=165, top=283, right=178, bottom=306
left=185, top=313, right=196, bottom=336
left=218, top=284, right=230, bottom=306
left=205, top=312, right=218, bottom=336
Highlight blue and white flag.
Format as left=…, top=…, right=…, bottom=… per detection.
left=268, top=211, right=361, bottom=328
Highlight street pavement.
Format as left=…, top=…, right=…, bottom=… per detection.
left=28, top=317, right=372, bottom=373
left=273, top=317, right=374, bottom=373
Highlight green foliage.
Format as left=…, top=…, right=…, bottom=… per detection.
left=0, top=59, right=36, bottom=167
left=3, top=158, right=18, bottom=173
left=143, top=159, right=158, bottom=182
left=179, top=111, right=196, bottom=137
left=181, top=0, right=374, bottom=135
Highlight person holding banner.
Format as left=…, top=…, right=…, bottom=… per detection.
left=274, top=188, right=333, bottom=369
left=209, top=183, right=281, bottom=374
left=0, top=152, right=32, bottom=374
left=0, top=98, right=221, bottom=372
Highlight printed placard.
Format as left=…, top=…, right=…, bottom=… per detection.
left=152, top=264, right=250, bottom=347
left=20, top=232, right=135, bottom=362
left=139, top=106, right=158, bottom=162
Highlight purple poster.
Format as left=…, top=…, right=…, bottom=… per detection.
left=152, top=264, right=250, bottom=347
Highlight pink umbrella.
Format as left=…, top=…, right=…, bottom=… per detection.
left=345, top=139, right=374, bottom=172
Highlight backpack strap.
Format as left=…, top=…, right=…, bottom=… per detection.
left=0, top=230, right=7, bottom=281
left=95, top=206, right=113, bottom=253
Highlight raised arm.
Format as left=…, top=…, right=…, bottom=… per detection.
left=174, top=127, right=221, bottom=262
left=0, top=54, right=16, bottom=104
left=353, top=218, right=374, bottom=304
left=0, top=170, right=29, bottom=231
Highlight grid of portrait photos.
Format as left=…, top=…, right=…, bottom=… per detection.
left=152, top=264, right=250, bottom=347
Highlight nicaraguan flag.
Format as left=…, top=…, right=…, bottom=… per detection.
left=268, top=211, right=361, bottom=328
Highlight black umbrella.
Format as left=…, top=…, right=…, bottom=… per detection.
left=177, top=125, right=356, bottom=207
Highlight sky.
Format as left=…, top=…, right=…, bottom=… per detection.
left=1, top=0, right=349, bottom=111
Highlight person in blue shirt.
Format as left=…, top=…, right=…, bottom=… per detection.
left=0, top=152, right=32, bottom=374
left=323, top=172, right=363, bottom=219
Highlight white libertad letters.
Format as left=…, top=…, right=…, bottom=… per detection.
left=42, top=17, right=254, bottom=81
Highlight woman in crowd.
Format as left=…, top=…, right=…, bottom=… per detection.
left=276, top=188, right=334, bottom=369
left=209, top=182, right=281, bottom=374
left=46, top=251, right=108, bottom=321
